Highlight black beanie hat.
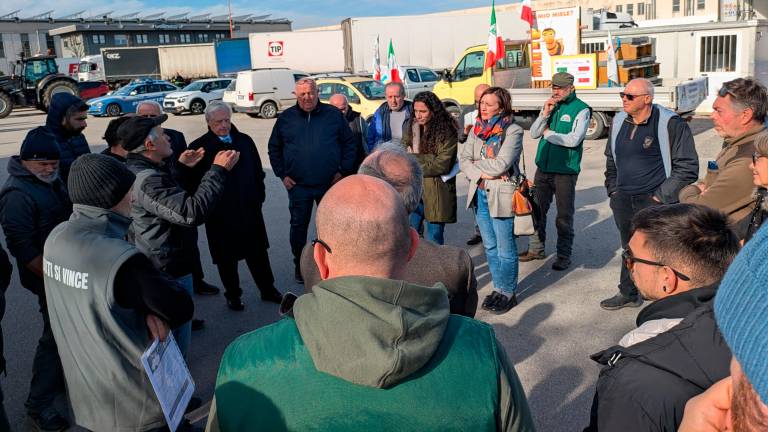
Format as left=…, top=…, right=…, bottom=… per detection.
left=68, top=154, right=136, bottom=209
left=20, top=127, right=60, bottom=161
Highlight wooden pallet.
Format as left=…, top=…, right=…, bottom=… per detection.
left=598, top=63, right=660, bottom=85
left=619, top=43, right=652, bottom=60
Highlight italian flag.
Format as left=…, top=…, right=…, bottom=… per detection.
left=520, top=0, right=534, bottom=28
left=485, top=0, right=505, bottom=70
left=387, top=39, right=401, bottom=83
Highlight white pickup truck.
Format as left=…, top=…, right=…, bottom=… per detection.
left=507, top=77, right=709, bottom=140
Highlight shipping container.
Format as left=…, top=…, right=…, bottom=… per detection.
left=158, top=44, right=217, bottom=80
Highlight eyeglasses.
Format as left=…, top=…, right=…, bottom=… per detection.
left=619, top=92, right=648, bottom=101
left=312, top=238, right=332, bottom=253
left=622, top=249, right=690, bottom=281
left=753, top=152, right=767, bottom=164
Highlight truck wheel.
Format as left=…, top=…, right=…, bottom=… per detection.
left=41, top=80, right=79, bottom=112
left=190, top=99, right=206, bottom=115
left=106, top=103, right=121, bottom=117
left=0, top=92, right=13, bottom=119
left=586, top=112, right=607, bottom=140
left=260, top=102, right=277, bottom=119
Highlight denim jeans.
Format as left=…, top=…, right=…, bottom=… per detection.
left=409, top=201, right=446, bottom=245
left=172, top=274, right=193, bottom=359
left=475, top=189, right=519, bottom=295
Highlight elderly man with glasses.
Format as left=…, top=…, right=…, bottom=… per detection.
left=585, top=203, right=737, bottom=432
left=680, top=77, right=768, bottom=237
left=601, top=78, right=699, bottom=311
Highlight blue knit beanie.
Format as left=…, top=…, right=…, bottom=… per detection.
left=715, top=222, right=768, bottom=403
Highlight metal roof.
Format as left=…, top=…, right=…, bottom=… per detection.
left=0, top=9, right=290, bottom=24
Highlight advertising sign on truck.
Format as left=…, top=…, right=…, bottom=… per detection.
left=249, top=31, right=346, bottom=73
left=528, top=7, right=581, bottom=85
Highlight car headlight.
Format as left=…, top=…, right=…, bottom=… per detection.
left=177, top=97, right=186, bottom=103
left=94, top=102, right=103, bottom=108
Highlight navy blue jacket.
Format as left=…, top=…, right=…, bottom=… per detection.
left=0, top=157, right=72, bottom=295
left=268, top=102, right=356, bottom=187
left=45, top=93, right=91, bottom=182
left=366, top=100, right=413, bottom=152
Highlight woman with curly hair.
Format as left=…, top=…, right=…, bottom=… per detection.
left=403, top=91, right=458, bottom=245
left=459, top=87, right=523, bottom=314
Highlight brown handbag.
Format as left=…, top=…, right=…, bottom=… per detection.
left=513, top=179, right=534, bottom=216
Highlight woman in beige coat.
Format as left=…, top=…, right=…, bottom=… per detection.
left=459, top=87, right=524, bottom=314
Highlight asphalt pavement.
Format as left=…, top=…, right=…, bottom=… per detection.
left=0, top=107, right=723, bottom=431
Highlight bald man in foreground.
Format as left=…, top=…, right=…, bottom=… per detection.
left=206, top=175, right=535, bottom=432
left=300, top=143, right=478, bottom=317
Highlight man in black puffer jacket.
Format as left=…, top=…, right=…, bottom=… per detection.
left=45, top=93, right=91, bottom=182
left=268, top=78, right=356, bottom=283
left=585, top=204, right=739, bottom=432
left=121, top=114, right=238, bottom=357
left=0, top=242, right=12, bottom=432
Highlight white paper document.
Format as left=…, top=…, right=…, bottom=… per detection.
left=441, top=162, right=461, bottom=182
left=141, top=334, right=195, bottom=432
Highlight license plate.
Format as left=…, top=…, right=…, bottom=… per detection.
left=237, top=95, right=244, bottom=100
left=164, top=103, right=173, bottom=107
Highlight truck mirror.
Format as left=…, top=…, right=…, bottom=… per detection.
left=443, top=69, right=453, bottom=82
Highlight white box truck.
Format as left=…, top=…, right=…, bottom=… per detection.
left=249, top=31, right=346, bottom=74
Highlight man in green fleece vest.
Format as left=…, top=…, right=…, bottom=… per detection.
left=206, top=175, right=535, bottom=432
left=523, top=72, right=591, bottom=271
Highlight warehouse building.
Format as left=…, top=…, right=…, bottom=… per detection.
left=0, top=10, right=290, bottom=74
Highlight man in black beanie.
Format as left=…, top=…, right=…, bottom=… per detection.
left=120, top=113, right=239, bottom=355
left=0, top=126, right=72, bottom=430
left=43, top=154, right=194, bottom=432
left=101, top=115, right=132, bottom=162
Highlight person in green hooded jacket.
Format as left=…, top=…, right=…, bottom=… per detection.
left=206, top=174, right=535, bottom=432
left=522, top=72, right=591, bottom=272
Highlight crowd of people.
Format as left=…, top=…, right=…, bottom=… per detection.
left=0, top=71, right=766, bottom=431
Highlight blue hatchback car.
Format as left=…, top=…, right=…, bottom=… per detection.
left=87, top=80, right=179, bottom=116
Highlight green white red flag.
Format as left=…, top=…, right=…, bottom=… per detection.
left=387, top=39, right=401, bottom=83
left=485, top=0, right=505, bottom=70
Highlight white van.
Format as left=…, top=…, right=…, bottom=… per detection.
left=233, top=68, right=309, bottom=119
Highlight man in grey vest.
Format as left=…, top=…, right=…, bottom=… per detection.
left=0, top=127, right=71, bottom=431
left=121, top=114, right=239, bottom=357
left=601, top=78, right=699, bottom=310
left=44, top=154, right=193, bottom=431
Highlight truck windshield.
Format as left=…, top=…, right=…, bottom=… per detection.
left=352, top=81, right=385, bottom=100
left=182, top=81, right=206, bottom=91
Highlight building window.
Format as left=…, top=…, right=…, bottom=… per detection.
left=627, top=4, right=634, bottom=15
left=700, top=34, right=737, bottom=72
left=685, top=0, right=693, bottom=15
left=46, top=33, right=55, bottom=54
left=216, top=33, right=227, bottom=39
left=0, top=35, right=5, bottom=59
left=20, top=34, right=31, bottom=57
left=638, top=2, right=645, bottom=15
left=197, top=33, right=209, bottom=42
left=135, top=34, right=148, bottom=44
left=159, top=34, right=170, bottom=44
left=114, top=34, right=128, bottom=46
left=91, top=34, right=106, bottom=45
left=581, top=42, right=605, bottom=53
left=673, top=0, right=680, bottom=12
left=180, top=34, right=191, bottom=43
left=697, top=0, right=705, bottom=9
left=616, top=4, right=623, bottom=12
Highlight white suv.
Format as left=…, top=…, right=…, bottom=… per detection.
left=163, top=78, right=233, bottom=115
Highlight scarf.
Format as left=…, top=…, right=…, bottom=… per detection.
left=473, top=115, right=510, bottom=159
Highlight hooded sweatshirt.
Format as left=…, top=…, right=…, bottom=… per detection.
left=45, top=93, right=91, bottom=181
left=208, top=276, right=534, bottom=432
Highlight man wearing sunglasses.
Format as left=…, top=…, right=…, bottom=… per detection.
left=585, top=204, right=738, bottom=432
left=680, top=78, right=768, bottom=235
left=602, top=78, right=699, bottom=311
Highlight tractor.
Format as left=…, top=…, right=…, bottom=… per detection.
left=0, top=55, right=80, bottom=119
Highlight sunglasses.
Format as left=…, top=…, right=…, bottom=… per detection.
left=312, top=238, right=332, bottom=253
left=753, top=152, right=767, bottom=164
left=718, top=86, right=737, bottom=98
left=619, top=92, right=648, bottom=101
left=622, top=249, right=690, bottom=281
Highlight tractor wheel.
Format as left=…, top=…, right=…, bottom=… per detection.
left=0, top=92, right=13, bottom=119
left=41, top=80, right=79, bottom=112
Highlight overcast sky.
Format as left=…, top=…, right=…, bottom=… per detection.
left=3, top=0, right=511, bottom=28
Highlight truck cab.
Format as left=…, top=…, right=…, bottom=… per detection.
left=78, top=55, right=104, bottom=82
left=433, top=41, right=531, bottom=122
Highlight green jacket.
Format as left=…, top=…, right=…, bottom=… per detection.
left=207, top=276, right=535, bottom=432
left=534, top=92, right=590, bottom=175
left=402, top=120, right=458, bottom=223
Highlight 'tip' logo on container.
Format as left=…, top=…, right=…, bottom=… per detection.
left=268, top=41, right=284, bottom=57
